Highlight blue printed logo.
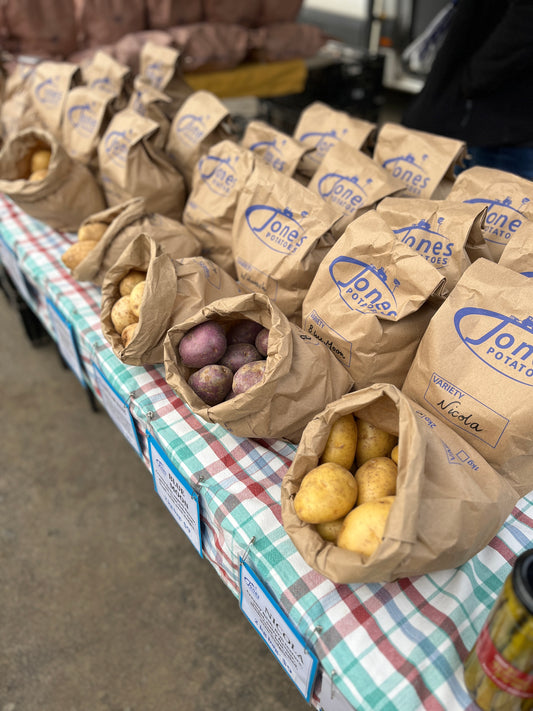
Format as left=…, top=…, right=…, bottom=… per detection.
left=103, top=129, right=133, bottom=166
left=67, top=103, right=98, bottom=135
left=130, top=90, right=147, bottom=116
left=249, top=138, right=286, bottom=172
left=329, top=256, right=399, bottom=316
left=175, top=113, right=208, bottom=146
left=463, top=196, right=529, bottom=247
left=299, top=129, right=347, bottom=163
left=245, top=205, right=308, bottom=255
left=198, top=155, right=237, bottom=196
left=392, top=218, right=453, bottom=268
left=90, top=77, right=113, bottom=94
left=34, top=77, right=62, bottom=107
left=454, top=307, right=533, bottom=385
left=317, top=173, right=369, bottom=214
left=144, top=61, right=164, bottom=88
left=381, top=153, right=430, bottom=195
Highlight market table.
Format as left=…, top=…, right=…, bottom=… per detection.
left=1, top=193, right=532, bottom=711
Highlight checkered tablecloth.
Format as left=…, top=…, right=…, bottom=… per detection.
left=2, top=194, right=532, bottom=711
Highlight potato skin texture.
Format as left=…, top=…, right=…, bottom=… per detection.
left=355, top=457, right=397, bottom=505
left=315, top=517, right=345, bottom=543
left=121, top=321, right=139, bottom=347
left=294, top=462, right=358, bottom=524
left=320, top=414, right=358, bottom=470
left=111, top=295, right=137, bottom=335
left=119, top=269, right=147, bottom=297
left=355, top=419, right=398, bottom=466
left=226, top=319, right=263, bottom=345
left=179, top=321, right=227, bottom=369
left=255, top=328, right=269, bottom=357
left=337, top=496, right=394, bottom=557
left=61, top=239, right=98, bottom=270
left=390, top=445, right=399, bottom=465
left=78, top=221, right=108, bottom=242
left=232, top=359, right=266, bottom=394
left=188, top=364, right=233, bottom=406
left=219, top=343, right=262, bottom=373
left=130, top=280, right=145, bottom=318
left=30, top=148, right=51, bottom=173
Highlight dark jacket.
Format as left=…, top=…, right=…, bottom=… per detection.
left=402, top=0, right=533, bottom=147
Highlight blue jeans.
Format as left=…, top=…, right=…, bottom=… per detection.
left=463, top=145, right=533, bottom=181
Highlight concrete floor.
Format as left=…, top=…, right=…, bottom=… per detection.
left=0, top=288, right=312, bottom=711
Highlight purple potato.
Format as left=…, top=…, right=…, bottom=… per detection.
left=255, top=328, right=269, bottom=357
left=178, top=320, right=227, bottom=368
left=219, top=343, right=262, bottom=373
left=232, top=360, right=267, bottom=395
left=188, top=364, right=233, bottom=406
left=226, top=319, right=263, bottom=346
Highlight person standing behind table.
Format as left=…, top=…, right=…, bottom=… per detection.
left=402, top=0, right=533, bottom=181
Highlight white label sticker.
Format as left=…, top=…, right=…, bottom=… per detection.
left=46, top=298, right=86, bottom=386
left=0, top=238, right=33, bottom=304
left=239, top=559, right=318, bottom=701
left=148, top=434, right=203, bottom=557
left=92, top=362, right=142, bottom=456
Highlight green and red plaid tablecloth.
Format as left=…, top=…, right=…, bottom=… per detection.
left=2, top=194, right=531, bottom=711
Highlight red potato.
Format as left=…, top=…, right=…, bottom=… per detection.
left=219, top=343, right=262, bottom=373
left=255, top=328, right=269, bottom=357
left=232, top=360, right=267, bottom=395
left=226, top=319, right=263, bottom=346
left=188, top=364, right=233, bottom=406
left=178, top=321, right=227, bottom=368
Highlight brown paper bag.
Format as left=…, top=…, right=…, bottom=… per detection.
left=97, top=107, right=187, bottom=220
left=402, top=258, right=533, bottom=497
left=165, top=90, right=237, bottom=189
left=127, top=75, right=184, bottom=150
left=30, top=61, right=82, bottom=141
left=307, top=141, right=405, bottom=238
left=0, top=127, right=106, bottom=232
left=101, top=233, right=242, bottom=365
left=61, top=85, right=114, bottom=169
left=281, top=383, right=518, bottom=584
left=164, top=292, right=355, bottom=442
left=232, top=161, right=340, bottom=323
left=373, top=122, right=466, bottom=199
left=376, top=196, right=493, bottom=294
left=182, top=139, right=256, bottom=278
left=446, top=166, right=533, bottom=261
left=498, top=219, right=533, bottom=276
left=301, top=210, right=445, bottom=389
left=138, top=41, right=193, bottom=104
left=241, top=119, right=310, bottom=177
left=81, top=50, right=133, bottom=111
left=70, top=197, right=201, bottom=285
left=0, top=62, right=45, bottom=141
left=292, top=101, right=377, bottom=179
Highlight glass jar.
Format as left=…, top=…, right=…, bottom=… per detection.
left=464, top=549, right=533, bottom=710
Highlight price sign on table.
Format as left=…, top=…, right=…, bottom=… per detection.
left=148, top=434, right=203, bottom=557
left=0, top=237, right=34, bottom=305
left=46, top=298, right=86, bottom=387
left=240, top=558, right=318, bottom=702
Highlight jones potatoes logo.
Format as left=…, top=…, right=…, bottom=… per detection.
left=317, top=173, right=370, bottom=215
left=89, top=77, right=114, bottom=95
left=175, top=113, right=208, bottom=147
left=144, top=61, right=164, bottom=89
left=198, top=155, right=237, bottom=196
left=381, top=153, right=430, bottom=196
left=245, top=205, right=309, bottom=255
left=67, top=103, right=98, bottom=136
left=329, top=256, right=399, bottom=316
left=463, top=196, right=529, bottom=247
left=103, top=129, right=134, bottom=166
left=454, top=307, right=533, bottom=385
left=393, top=218, right=453, bottom=268
left=249, top=138, right=286, bottom=172
left=34, top=76, right=62, bottom=107
left=297, top=128, right=348, bottom=165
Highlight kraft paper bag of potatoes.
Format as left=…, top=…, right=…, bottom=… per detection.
left=281, top=383, right=518, bottom=584
left=163, top=291, right=354, bottom=443
left=101, top=233, right=243, bottom=366
left=0, top=127, right=106, bottom=232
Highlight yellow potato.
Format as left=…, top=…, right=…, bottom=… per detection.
left=78, top=221, right=108, bottom=242
left=320, top=413, right=358, bottom=470
left=121, top=321, right=139, bottom=348
left=130, top=280, right=146, bottom=319
left=30, top=148, right=51, bottom=173
left=28, top=168, right=48, bottom=181
left=315, top=517, right=345, bottom=543
left=355, top=419, right=398, bottom=466
left=337, top=496, right=395, bottom=557
left=294, top=462, right=358, bottom=524
left=61, top=240, right=98, bottom=270
left=111, top=295, right=137, bottom=335
left=119, top=269, right=147, bottom=297
left=355, top=456, right=397, bottom=505
left=390, top=444, right=399, bottom=465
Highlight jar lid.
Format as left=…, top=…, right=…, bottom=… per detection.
left=512, top=549, right=533, bottom=615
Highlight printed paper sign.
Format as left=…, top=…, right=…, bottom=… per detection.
left=0, top=238, right=33, bottom=304
left=239, top=559, right=318, bottom=701
left=148, top=434, right=202, bottom=557
left=46, top=298, right=86, bottom=386
left=92, top=362, right=142, bottom=456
